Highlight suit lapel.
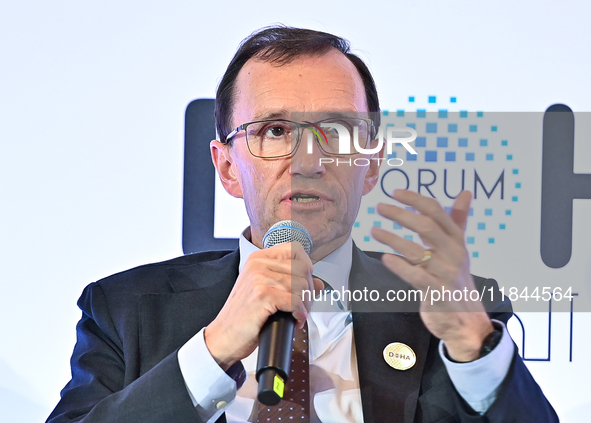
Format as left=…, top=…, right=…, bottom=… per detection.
left=350, top=247, right=432, bottom=423
left=138, top=250, right=240, bottom=374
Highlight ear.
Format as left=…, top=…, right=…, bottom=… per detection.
left=362, top=142, right=384, bottom=195
left=210, top=140, right=243, bottom=198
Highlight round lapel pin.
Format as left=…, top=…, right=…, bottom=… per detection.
left=383, top=342, right=416, bottom=370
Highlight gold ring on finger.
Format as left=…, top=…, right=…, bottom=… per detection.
left=416, top=250, right=431, bottom=267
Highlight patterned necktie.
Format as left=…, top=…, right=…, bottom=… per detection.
left=256, top=321, right=310, bottom=422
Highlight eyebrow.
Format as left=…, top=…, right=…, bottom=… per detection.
left=251, top=110, right=291, bottom=121
left=251, top=110, right=363, bottom=122
left=319, top=111, right=363, bottom=119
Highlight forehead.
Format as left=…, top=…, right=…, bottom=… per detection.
left=231, top=49, right=368, bottom=125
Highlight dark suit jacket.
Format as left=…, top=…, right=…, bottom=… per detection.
left=46, top=247, right=558, bottom=423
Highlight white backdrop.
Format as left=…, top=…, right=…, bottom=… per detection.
left=1, top=1, right=590, bottom=422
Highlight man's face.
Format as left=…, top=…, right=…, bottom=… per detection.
left=211, top=49, right=380, bottom=260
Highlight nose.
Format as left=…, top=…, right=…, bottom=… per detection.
left=289, top=130, right=327, bottom=178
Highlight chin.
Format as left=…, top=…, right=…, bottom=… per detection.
left=276, top=209, right=352, bottom=245
left=304, top=221, right=348, bottom=246
left=288, top=214, right=324, bottom=232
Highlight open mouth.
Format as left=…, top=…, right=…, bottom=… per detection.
left=290, top=194, right=321, bottom=203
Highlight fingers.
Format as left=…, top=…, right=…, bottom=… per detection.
left=245, top=242, right=315, bottom=299
left=264, top=285, right=309, bottom=328
left=371, top=226, right=426, bottom=264
left=381, top=253, right=438, bottom=290
left=372, top=190, right=493, bottom=358
left=204, top=242, right=316, bottom=367
left=386, top=189, right=469, bottom=243
left=376, top=203, right=446, bottom=249
left=372, top=189, right=471, bottom=286
left=300, top=277, right=325, bottom=319
left=245, top=243, right=316, bottom=314
left=244, top=240, right=310, bottom=263
left=450, top=190, right=472, bottom=231
left=313, top=277, right=325, bottom=291
left=245, top=242, right=319, bottom=327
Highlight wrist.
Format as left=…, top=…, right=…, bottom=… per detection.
left=444, top=319, right=495, bottom=362
left=204, top=325, right=237, bottom=371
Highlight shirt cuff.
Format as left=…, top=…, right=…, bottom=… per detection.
left=438, top=319, right=514, bottom=414
left=178, top=327, right=240, bottom=423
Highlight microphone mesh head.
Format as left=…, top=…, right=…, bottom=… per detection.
left=262, top=220, right=313, bottom=254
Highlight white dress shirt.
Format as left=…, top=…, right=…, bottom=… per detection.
left=177, top=233, right=514, bottom=422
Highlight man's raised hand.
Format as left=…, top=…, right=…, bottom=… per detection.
left=371, top=190, right=494, bottom=362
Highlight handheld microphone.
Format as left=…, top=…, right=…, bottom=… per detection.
left=256, top=220, right=313, bottom=406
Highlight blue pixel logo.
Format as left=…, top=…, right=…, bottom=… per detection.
left=353, top=96, right=521, bottom=259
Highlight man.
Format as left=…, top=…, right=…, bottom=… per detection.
left=47, top=26, right=558, bottom=423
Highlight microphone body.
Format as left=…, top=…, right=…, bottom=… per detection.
left=256, top=220, right=313, bottom=406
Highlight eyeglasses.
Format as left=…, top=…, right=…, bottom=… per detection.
left=223, top=117, right=376, bottom=158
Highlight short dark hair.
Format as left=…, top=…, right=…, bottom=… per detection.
left=214, top=25, right=381, bottom=142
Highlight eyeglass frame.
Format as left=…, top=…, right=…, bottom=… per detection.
left=221, top=117, right=377, bottom=158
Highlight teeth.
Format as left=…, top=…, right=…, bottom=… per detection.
left=292, top=196, right=320, bottom=203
